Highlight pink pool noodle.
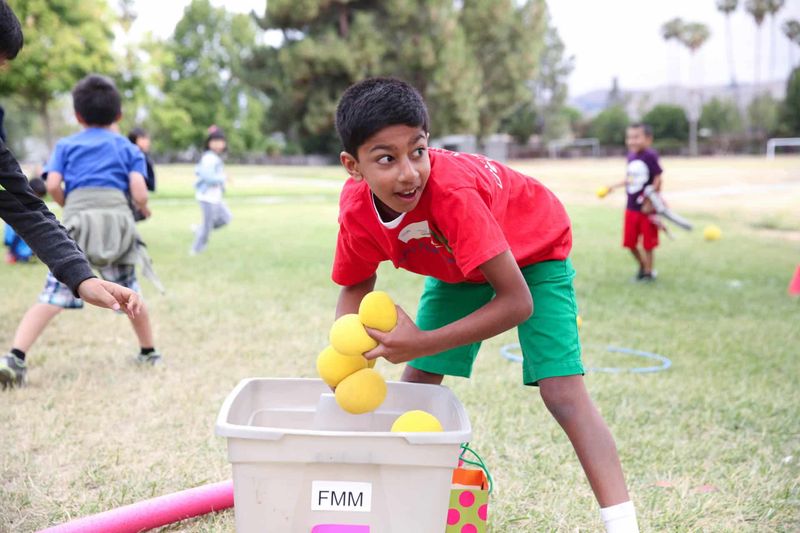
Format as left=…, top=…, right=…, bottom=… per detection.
left=38, top=480, right=233, bottom=533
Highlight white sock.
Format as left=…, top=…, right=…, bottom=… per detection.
left=600, top=501, right=639, bottom=533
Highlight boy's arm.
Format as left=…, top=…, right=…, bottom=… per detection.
left=45, top=171, right=65, bottom=206
left=129, top=171, right=150, bottom=218
left=652, top=173, right=662, bottom=192
left=336, top=274, right=377, bottom=318
left=364, top=251, right=532, bottom=363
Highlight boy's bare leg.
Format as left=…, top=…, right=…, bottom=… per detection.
left=11, top=303, right=62, bottom=352
left=401, top=365, right=444, bottom=385
left=538, top=374, right=630, bottom=507
left=628, top=248, right=644, bottom=271
left=128, top=303, right=154, bottom=348
left=643, top=250, right=654, bottom=274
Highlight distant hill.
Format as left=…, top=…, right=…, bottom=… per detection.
left=569, top=80, right=787, bottom=118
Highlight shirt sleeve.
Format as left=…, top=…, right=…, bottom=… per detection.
left=128, top=144, right=147, bottom=177
left=47, top=141, right=66, bottom=175
left=646, top=152, right=663, bottom=177
left=332, top=220, right=384, bottom=286
left=433, top=187, right=510, bottom=278
left=0, top=140, right=94, bottom=295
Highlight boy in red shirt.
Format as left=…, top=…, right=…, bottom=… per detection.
left=332, top=78, right=639, bottom=532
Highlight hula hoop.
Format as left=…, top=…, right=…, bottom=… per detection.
left=500, top=343, right=672, bottom=374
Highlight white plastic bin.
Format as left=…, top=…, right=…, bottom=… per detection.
left=215, top=377, right=472, bottom=533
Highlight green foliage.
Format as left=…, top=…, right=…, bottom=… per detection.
left=501, top=101, right=538, bottom=144
left=154, top=0, right=267, bottom=155
left=588, top=105, right=629, bottom=146
left=642, top=104, right=689, bottom=142
left=747, top=93, right=780, bottom=136
left=531, top=21, right=574, bottom=141
left=777, top=67, right=800, bottom=136
left=699, top=98, right=743, bottom=136
left=0, top=0, right=117, bottom=146
left=678, top=22, right=711, bottom=53
left=248, top=0, right=547, bottom=152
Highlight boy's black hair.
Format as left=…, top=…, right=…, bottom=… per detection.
left=0, top=0, right=24, bottom=61
left=127, top=127, right=148, bottom=144
left=28, top=177, right=46, bottom=198
left=335, top=77, right=429, bottom=158
left=628, top=122, right=653, bottom=138
left=72, top=74, right=121, bottom=126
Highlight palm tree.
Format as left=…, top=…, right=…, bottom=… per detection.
left=746, top=0, right=770, bottom=89
left=661, top=17, right=684, bottom=99
left=766, top=0, right=785, bottom=81
left=678, top=22, right=711, bottom=156
left=784, top=20, right=800, bottom=67
left=716, top=0, right=739, bottom=87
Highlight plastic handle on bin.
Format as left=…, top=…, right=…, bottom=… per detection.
left=459, top=443, right=494, bottom=495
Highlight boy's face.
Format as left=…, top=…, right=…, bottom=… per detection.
left=625, top=127, right=647, bottom=153
left=341, top=125, right=430, bottom=218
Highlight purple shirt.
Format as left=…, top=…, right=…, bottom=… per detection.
left=625, top=148, right=662, bottom=211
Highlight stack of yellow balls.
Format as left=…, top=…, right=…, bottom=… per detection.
left=317, top=291, right=397, bottom=415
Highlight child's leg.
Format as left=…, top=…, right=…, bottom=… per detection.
left=129, top=303, right=154, bottom=348
left=623, top=210, right=644, bottom=272
left=642, top=219, right=659, bottom=275
left=98, top=265, right=157, bottom=353
left=539, top=375, right=629, bottom=506
left=212, top=202, right=232, bottom=229
left=643, top=249, right=654, bottom=274
left=11, top=303, right=62, bottom=352
left=401, top=365, right=444, bottom=384
left=628, top=247, right=644, bottom=271
left=191, top=201, right=215, bottom=253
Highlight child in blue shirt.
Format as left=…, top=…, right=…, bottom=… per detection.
left=2, top=74, right=161, bottom=388
left=4, top=177, right=45, bottom=263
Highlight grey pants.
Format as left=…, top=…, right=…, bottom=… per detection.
left=192, top=200, right=232, bottom=253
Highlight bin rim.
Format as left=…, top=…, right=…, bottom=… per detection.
left=215, top=377, right=472, bottom=444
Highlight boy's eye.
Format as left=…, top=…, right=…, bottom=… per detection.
left=412, top=147, right=427, bottom=158
left=377, top=155, right=394, bottom=165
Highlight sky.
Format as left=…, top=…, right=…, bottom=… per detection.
left=130, top=0, right=800, bottom=96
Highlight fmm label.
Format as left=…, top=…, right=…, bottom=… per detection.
left=311, top=481, right=372, bottom=513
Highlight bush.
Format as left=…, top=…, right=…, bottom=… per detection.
left=642, top=104, right=689, bottom=142
left=588, top=105, right=629, bottom=146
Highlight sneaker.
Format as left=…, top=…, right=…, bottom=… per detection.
left=639, top=271, right=658, bottom=282
left=0, top=353, right=27, bottom=389
left=136, top=350, right=163, bottom=366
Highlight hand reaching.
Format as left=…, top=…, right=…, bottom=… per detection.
left=76, top=278, right=142, bottom=318
left=363, top=307, right=431, bottom=365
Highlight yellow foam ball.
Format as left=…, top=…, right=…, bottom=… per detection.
left=330, top=314, right=378, bottom=356
left=703, top=224, right=722, bottom=241
left=576, top=315, right=583, bottom=329
left=316, top=345, right=368, bottom=388
left=335, top=368, right=387, bottom=414
left=358, top=291, right=397, bottom=332
left=391, top=410, right=444, bottom=433
left=596, top=186, right=610, bottom=198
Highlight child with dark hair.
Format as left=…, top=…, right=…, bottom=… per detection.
left=332, top=77, right=638, bottom=532
left=127, top=127, right=156, bottom=221
left=2, top=73, right=162, bottom=388
left=0, top=2, right=142, bottom=388
left=604, top=123, right=664, bottom=281
left=190, top=125, right=231, bottom=255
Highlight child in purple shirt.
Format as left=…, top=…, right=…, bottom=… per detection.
left=606, top=123, right=663, bottom=281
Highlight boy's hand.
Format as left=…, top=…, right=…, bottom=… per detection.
left=363, top=307, right=429, bottom=364
left=77, top=278, right=142, bottom=318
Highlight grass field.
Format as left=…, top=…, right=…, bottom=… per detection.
left=1, top=156, right=799, bottom=532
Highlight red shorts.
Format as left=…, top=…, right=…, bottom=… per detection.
left=623, top=209, right=659, bottom=250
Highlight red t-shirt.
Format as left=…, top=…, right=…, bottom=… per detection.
left=332, top=148, right=572, bottom=286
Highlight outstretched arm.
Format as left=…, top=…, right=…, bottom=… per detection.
left=364, top=250, right=532, bottom=364
left=336, top=274, right=377, bottom=318
left=45, top=170, right=65, bottom=207
left=76, top=279, right=142, bottom=318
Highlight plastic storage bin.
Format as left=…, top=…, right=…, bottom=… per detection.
left=215, top=377, right=472, bottom=533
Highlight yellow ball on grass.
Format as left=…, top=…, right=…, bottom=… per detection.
left=391, top=410, right=444, bottom=432
left=316, top=345, right=368, bottom=388
left=358, top=291, right=397, bottom=332
left=703, top=224, right=722, bottom=241
left=330, top=314, right=378, bottom=356
left=596, top=186, right=610, bottom=198
left=335, top=368, right=387, bottom=415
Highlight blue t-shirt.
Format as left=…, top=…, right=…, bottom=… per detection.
left=625, top=148, right=663, bottom=211
left=47, top=128, right=147, bottom=196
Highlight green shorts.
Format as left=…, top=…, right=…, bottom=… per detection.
left=408, top=259, right=583, bottom=386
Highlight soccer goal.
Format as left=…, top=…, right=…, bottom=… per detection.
left=547, top=138, right=600, bottom=159
left=766, top=137, right=800, bottom=158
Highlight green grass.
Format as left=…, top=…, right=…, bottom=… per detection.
left=1, top=158, right=799, bottom=532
